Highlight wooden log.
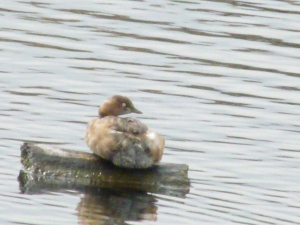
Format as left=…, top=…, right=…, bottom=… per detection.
left=18, top=143, right=190, bottom=197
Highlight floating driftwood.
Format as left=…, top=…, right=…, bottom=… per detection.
left=18, top=143, right=190, bottom=197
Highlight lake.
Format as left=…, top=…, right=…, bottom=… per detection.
left=1, top=0, right=300, bottom=224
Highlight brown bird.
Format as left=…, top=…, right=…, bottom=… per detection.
left=85, top=95, right=165, bottom=169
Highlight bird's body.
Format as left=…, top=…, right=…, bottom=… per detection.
left=85, top=95, right=164, bottom=169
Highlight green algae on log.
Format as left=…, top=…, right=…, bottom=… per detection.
left=18, top=142, right=190, bottom=197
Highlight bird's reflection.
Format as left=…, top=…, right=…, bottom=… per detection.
left=77, top=189, right=157, bottom=225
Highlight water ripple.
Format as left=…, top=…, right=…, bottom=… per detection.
left=1, top=0, right=300, bottom=224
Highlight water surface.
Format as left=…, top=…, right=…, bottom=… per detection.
left=1, top=0, right=300, bottom=224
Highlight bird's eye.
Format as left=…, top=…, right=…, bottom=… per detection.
left=122, top=103, right=126, bottom=107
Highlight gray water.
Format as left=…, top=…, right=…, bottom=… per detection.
left=1, top=0, right=300, bottom=224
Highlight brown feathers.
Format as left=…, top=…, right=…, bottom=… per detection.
left=85, top=95, right=165, bottom=169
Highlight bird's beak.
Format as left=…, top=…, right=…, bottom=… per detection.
left=132, top=108, right=142, bottom=114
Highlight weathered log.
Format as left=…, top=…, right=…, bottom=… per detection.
left=18, top=143, right=190, bottom=197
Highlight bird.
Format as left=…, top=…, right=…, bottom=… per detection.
left=85, top=95, right=165, bottom=169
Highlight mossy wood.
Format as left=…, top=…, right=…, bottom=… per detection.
left=19, top=143, right=190, bottom=197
